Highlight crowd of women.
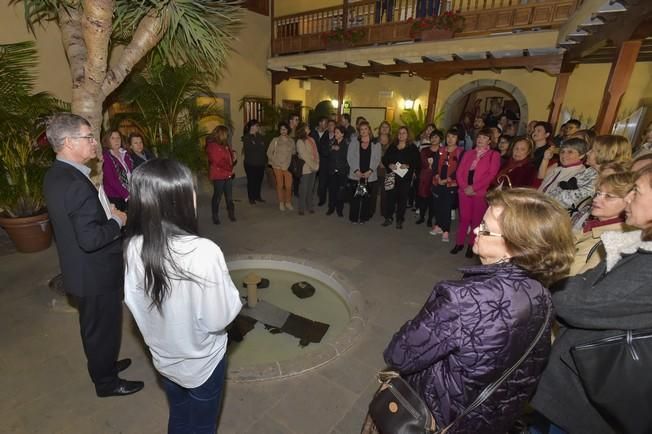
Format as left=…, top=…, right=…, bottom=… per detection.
left=98, top=116, right=652, bottom=433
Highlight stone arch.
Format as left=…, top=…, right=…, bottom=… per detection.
left=441, top=79, right=529, bottom=135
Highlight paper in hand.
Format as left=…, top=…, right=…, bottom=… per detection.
left=393, top=162, right=408, bottom=178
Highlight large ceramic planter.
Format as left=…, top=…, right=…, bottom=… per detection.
left=0, top=212, right=52, bottom=253
left=418, top=28, right=454, bottom=41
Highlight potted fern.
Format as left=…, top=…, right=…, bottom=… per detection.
left=0, top=41, right=66, bottom=253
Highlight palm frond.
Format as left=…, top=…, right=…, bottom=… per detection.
left=9, top=0, right=70, bottom=33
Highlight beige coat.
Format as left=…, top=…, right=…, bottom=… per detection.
left=569, top=221, right=629, bottom=276
left=296, top=137, right=320, bottom=175
left=267, top=135, right=295, bottom=170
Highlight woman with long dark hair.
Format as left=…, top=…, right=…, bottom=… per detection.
left=206, top=125, right=237, bottom=224
left=381, top=126, right=420, bottom=229
left=102, top=129, right=133, bottom=211
left=123, top=159, right=241, bottom=434
left=242, top=119, right=267, bottom=204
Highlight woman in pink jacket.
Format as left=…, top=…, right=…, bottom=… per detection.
left=451, top=128, right=501, bottom=258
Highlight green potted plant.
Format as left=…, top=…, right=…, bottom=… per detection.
left=0, top=41, right=66, bottom=253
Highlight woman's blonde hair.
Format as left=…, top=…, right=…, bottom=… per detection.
left=592, top=135, right=632, bottom=168
left=486, top=188, right=575, bottom=285
left=597, top=171, right=636, bottom=198
left=634, top=166, right=652, bottom=241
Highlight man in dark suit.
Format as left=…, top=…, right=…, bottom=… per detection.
left=43, top=113, right=143, bottom=397
left=311, top=116, right=333, bottom=207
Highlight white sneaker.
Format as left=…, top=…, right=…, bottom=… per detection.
left=279, top=203, right=286, bottom=211
left=451, top=210, right=456, bottom=221
left=442, top=232, right=450, bottom=242
left=285, top=202, right=294, bottom=211
left=430, top=225, right=443, bottom=235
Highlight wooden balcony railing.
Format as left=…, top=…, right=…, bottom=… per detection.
left=272, top=0, right=578, bottom=56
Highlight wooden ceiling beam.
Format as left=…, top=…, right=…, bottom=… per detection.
left=270, top=54, right=563, bottom=82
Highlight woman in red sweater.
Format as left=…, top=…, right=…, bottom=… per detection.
left=206, top=126, right=237, bottom=224
left=492, top=136, right=537, bottom=189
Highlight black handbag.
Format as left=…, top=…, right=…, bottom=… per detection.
left=369, top=304, right=551, bottom=434
left=571, top=329, right=652, bottom=434
left=289, top=153, right=304, bottom=178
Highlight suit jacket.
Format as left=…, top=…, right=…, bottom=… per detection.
left=44, top=159, right=124, bottom=297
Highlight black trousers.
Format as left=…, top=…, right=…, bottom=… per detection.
left=318, top=167, right=330, bottom=204
left=384, top=177, right=411, bottom=222
left=432, top=185, right=458, bottom=232
left=328, top=171, right=347, bottom=213
left=73, top=291, right=123, bottom=393
left=350, top=181, right=377, bottom=223
left=417, top=195, right=435, bottom=225
left=244, top=164, right=265, bottom=201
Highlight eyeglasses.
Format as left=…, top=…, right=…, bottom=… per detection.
left=70, top=134, right=97, bottom=142
left=593, top=191, right=623, bottom=201
left=475, top=221, right=503, bottom=238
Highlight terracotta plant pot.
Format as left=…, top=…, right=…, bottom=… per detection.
left=419, top=28, right=454, bottom=41
left=0, top=212, right=52, bottom=253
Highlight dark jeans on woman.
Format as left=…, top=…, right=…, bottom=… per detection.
left=244, top=163, right=265, bottom=201
left=211, top=179, right=233, bottom=222
left=162, top=358, right=227, bottom=434
left=328, top=171, right=347, bottom=215
left=384, top=177, right=411, bottom=223
left=417, top=195, right=435, bottom=225
left=349, top=180, right=377, bottom=223
left=432, top=185, right=458, bottom=232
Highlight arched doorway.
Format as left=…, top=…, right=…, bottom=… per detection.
left=441, top=80, right=529, bottom=135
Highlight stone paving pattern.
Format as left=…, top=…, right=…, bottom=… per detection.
left=0, top=180, right=474, bottom=434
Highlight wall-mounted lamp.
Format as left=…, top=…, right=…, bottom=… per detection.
left=331, top=99, right=339, bottom=109
left=403, top=98, right=415, bottom=110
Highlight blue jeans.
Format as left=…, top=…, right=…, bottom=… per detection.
left=162, top=359, right=227, bottom=434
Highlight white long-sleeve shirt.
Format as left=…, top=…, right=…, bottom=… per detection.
left=124, top=235, right=242, bottom=388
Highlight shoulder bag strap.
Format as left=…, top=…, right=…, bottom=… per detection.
left=441, top=303, right=551, bottom=434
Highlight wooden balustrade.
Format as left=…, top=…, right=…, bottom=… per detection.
left=272, top=0, right=578, bottom=56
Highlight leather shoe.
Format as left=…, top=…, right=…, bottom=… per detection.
left=450, top=245, right=464, bottom=254
left=97, top=379, right=144, bottom=398
left=115, top=358, right=132, bottom=372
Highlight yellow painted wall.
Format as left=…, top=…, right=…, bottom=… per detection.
left=296, top=69, right=556, bottom=131
left=564, top=63, right=652, bottom=130
left=211, top=10, right=271, bottom=176
left=0, top=2, right=72, bottom=101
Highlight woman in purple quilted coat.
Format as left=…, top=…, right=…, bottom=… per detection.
left=382, top=189, right=575, bottom=433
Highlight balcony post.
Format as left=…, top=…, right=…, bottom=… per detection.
left=270, top=0, right=275, bottom=56
left=595, top=39, right=642, bottom=135
left=547, top=64, right=574, bottom=132
left=342, top=0, right=349, bottom=30
left=426, top=76, right=440, bottom=124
